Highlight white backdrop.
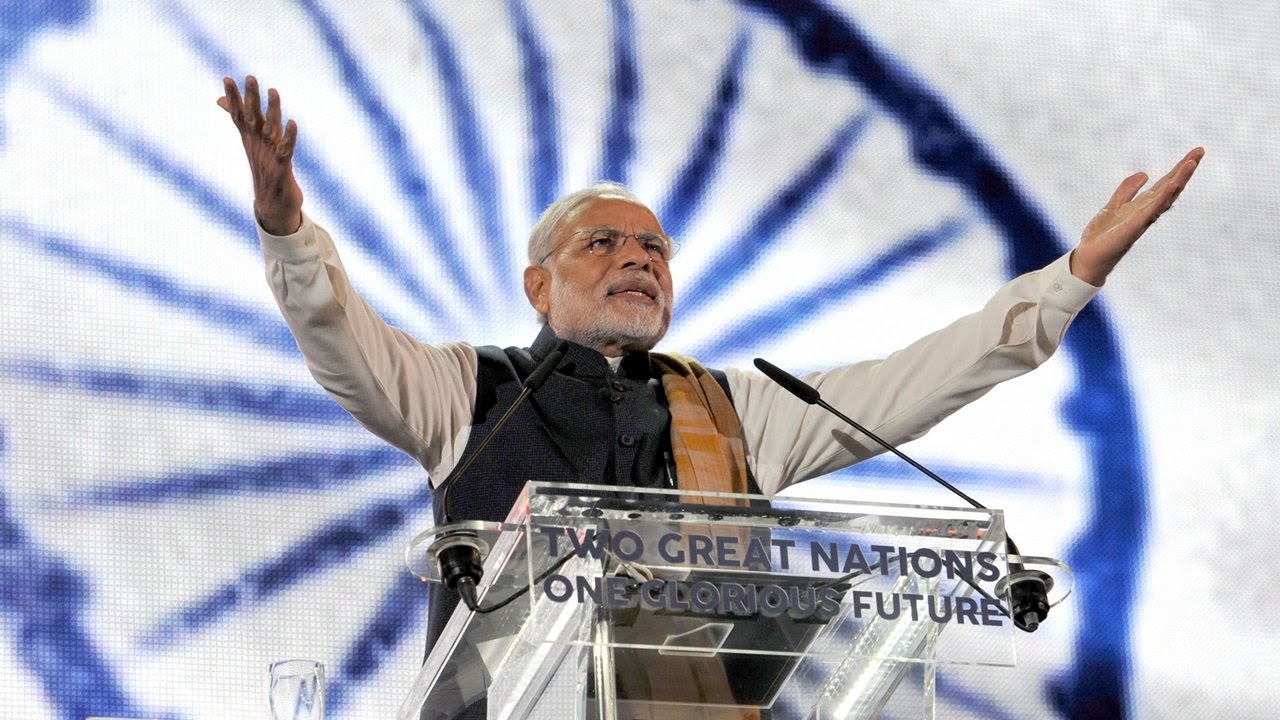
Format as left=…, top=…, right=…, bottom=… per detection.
left=0, top=1, right=1275, bottom=718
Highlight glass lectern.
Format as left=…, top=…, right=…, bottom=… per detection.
left=400, top=483, right=1071, bottom=720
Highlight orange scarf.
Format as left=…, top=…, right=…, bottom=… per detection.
left=642, top=354, right=760, bottom=719
left=650, top=353, right=750, bottom=496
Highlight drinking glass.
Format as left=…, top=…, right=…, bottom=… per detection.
left=267, top=659, right=326, bottom=720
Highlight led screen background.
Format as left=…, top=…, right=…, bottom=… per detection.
left=0, top=1, right=1276, bottom=718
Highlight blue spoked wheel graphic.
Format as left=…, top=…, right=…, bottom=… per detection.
left=0, top=1, right=1142, bottom=718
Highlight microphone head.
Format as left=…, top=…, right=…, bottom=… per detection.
left=525, top=341, right=568, bottom=391
left=753, top=357, right=821, bottom=404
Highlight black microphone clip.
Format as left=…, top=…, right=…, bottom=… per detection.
left=1001, top=567, right=1053, bottom=632
left=431, top=531, right=488, bottom=610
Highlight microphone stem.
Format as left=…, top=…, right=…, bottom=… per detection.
left=815, top=398, right=987, bottom=511
left=757, top=356, right=1042, bottom=627
left=439, top=342, right=566, bottom=523
left=440, top=385, right=532, bottom=522
left=819, top=398, right=1030, bottom=589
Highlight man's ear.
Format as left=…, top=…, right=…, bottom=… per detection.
left=523, top=265, right=551, bottom=318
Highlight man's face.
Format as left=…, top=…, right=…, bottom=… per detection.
left=524, top=197, right=674, bottom=356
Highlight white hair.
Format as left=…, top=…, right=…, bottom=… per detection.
left=527, top=181, right=645, bottom=266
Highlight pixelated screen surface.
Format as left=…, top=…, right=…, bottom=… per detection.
left=0, top=1, right=1275, bottom=718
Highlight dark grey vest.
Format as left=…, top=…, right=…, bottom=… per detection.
left=424, top=325, right=759, bottom=673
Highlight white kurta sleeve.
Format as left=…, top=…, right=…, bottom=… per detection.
left=258, top=213, right=478, bottom=482
left=725, top=251, right=1100, bottom=496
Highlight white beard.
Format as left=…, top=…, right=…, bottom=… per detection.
left=548, top=274, right=669, bottom=352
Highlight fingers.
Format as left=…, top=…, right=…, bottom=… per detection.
left=219, top=76, right=243, bottom=121
left=1157, top=156, right=1201, bottom=211
left=1148, top=162, right=1181, bottom=195
left=1174, top=150, right=1204, bottom=185
left=222, top=76, right=243, bottom=109
left=1104, top=172, right=1148, bottom=210
left=1106, top=147, right=1205, bottom=216
left=1146, top=151, right=1203, bottom=217
left=1179, top=146, right=1206, bottom=165
left=244, top=75, right=265, bottom=133
left=265, top=88, right=282, bottom=143
left=221, top=76, right=296, bottom=153
left=277, top=119, right=299, bottom=161
left=1150, top=147, right=1205, bottom=195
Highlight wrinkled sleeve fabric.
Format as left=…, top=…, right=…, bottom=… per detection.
left=726, top=252, right=1100, bottom=496
left=258, top=213, right=477, bottom=484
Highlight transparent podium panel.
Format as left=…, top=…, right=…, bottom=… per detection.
left=401, top=483, right=1072, bottom=720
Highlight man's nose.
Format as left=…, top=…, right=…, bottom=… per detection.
left=615, top=235, right=653, bottom=268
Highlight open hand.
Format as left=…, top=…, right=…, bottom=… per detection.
left=1072, top=147, right=1204, bottom=286
left=217, top=75, right=303, bottom=236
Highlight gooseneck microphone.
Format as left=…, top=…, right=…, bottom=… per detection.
left=753, top=358, right=984, bottom=510
left=752, top=357, right=1051, bottom=632
left=434, top=341, right=567, bottom=610
left=439, top=341, right=567, bottom=523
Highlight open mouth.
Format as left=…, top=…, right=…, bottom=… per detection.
left=607, top=280, right=658, bottom=302
left=610, top=289, right=654, bottom=300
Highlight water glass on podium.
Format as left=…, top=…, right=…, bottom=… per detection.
left=267, top=659, right=326, bottom=720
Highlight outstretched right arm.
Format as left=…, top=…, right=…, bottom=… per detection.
left=219, top=76, right=478, bottom=480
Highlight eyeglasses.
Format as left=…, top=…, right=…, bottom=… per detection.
left=543, top=228, right=680, bottom=264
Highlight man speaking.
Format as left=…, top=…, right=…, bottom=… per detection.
left=218, top=73, right=1201, bottom=705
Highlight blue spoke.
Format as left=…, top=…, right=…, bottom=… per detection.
left=507, top=0, right=562, bottom=217
left=407, top=0, right=514, bottom=297
left=138, top=485, right=431, bottom=650
left=156, top=0, right=235, bottom=71
left=936, top=675, right=1021, bottom=720
left=161, top=0, right=458, bottom=335
left=0, top=357, right=347, bottom=424
left=0, top=467, right=161, bottom=719
left=75, top=446, right=414, bottom=508
left=0, top=1, right=92, bottom=149
left=0, top=216, right=300, bottom=353
left=38, top=80, right=253, bottom=242
left=689, top=217, right=963, bottom=360
left=676, top=111, right=873, bottom=317
left=820, top=454, right=1061, bottom=495
left=658, top=30, right=752, bottom=239
left=598, top=0, right=638, bottom=184
left=297, top=0, right=488, bottom=314
left=326, top=574, right=428, bottom=713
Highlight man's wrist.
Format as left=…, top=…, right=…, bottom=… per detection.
left=1067, top=249, right=1107, bottom=287
left=256, top=209, right=303, bottom=236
